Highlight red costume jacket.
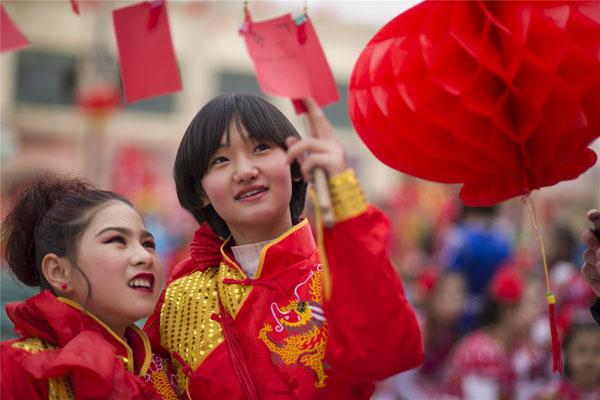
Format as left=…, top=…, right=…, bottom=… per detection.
left=146, top=170, right=423, bottom=399
left=1, top=291, right=179, bottom=399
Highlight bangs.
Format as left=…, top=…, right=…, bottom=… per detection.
left=196, top=95, right=299, bottom=180
left=232, top=100, right=295, bottom=148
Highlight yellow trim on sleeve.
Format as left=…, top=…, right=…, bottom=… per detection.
left=328, top=169, right=368, bottom=222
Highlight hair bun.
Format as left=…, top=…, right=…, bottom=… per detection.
left=2, top=174, right=93, bottom=286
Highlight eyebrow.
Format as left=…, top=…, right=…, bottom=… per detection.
left=94, top=227, right=154, bottom=240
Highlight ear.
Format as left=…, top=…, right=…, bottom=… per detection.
left=196, top=186, right=210, bottom=207
left=201, top=196, right=211, bottom=207
left=41, top=253, right=74, bottom=294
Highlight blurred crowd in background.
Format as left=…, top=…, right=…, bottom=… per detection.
left=1, top=1, right=599, bottom=399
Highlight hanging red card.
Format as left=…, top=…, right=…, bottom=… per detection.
left=113, top=1, right=181, bottom=103
left=1, top=5, right=29, bottom=53
left=70, top=0, right=80, bottom=15
left=243, top=14, right=339, bottom=114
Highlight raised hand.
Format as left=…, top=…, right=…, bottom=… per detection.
left=581, top=209, right=600, bottom=297
left=285, top=98, right=348, bottom=183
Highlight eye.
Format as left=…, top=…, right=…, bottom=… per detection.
left=105, top=235, right=126, bottom=245
left=210, top=156, right=228, bottom=166
left=254, top=143, right=271, bottom=152
left=143, top=239, right=156, bottom=249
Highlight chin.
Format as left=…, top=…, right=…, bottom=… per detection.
left=128, top=306, right=155, bottom=323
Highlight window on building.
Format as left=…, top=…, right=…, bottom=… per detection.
left=117, top=67, right=177, bottom=113
left=124, top=94, right=176, bottom=113
left=15, top=50, right=77, bottom=106
left=323, top=83, right=352, bottom=129
left=218, top=71, right=264, bottom=98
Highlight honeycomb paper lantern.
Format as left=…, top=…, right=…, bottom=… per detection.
left=349, top=0, right=600, bottom=205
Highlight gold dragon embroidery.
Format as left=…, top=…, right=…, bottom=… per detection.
left=259, top=265, right=328, bottom=388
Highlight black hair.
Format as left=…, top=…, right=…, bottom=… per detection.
left=477, top=291, right=523, bottom=329
left=548, top=223, right=577, bottom=265
left=174, top=93, right=307, bottom=238
left=460, top=205, right=499, bottom=220
left=477, top=294, right=501, bottom=328
left=2, top=174, right=133, bottom=292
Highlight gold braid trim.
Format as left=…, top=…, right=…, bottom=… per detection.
left=328, top=169, right=368, bottom=222
left=11, top=338, right=75, bottom=400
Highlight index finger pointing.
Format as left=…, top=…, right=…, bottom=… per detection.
left=303, top=97, right=334, bottom=139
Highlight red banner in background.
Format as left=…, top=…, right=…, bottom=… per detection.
left=242, top=14, right=339, bottom=114
left=113, top=1, right=181, bottom=103
left=1, top=5, right=29, bottom=53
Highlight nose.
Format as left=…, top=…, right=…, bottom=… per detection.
left=131, top=243, right=154, bottom=268
left=233, top=156, right=259, bottom=184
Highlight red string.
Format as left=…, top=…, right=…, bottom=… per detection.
left=147, top=0, right=165, bottom=30
left=70, top=0, right=80, bottom=15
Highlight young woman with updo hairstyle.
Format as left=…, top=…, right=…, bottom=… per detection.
left=1, top=174, right=180, bottom=399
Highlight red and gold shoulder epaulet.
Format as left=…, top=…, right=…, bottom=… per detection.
left=11, top=338, right=75, bottom=400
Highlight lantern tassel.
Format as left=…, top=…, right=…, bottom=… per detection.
left=547, top=293, right=562, bottom=373
left=524, top=195, right=562, bottom=375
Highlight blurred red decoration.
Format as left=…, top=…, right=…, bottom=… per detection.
left=77, top=85, right=120, bottom=116
left=349, top=1, right=600, bottom=206
left=490, top=267, right=524, bottom=304
left=70, top=0, right=80, bottom=15
left=415, top=266, right=440, bottom=296
left=1, top=5, right=30, bottom=53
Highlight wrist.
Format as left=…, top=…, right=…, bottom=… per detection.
left=328, top=169, right=368, bottom=222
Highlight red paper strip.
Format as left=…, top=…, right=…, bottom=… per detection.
left=113, top=1, right=182, bottom=103
left=1, top=5, right=29, bottom=53
left=243, top=14, right=339, bottom=114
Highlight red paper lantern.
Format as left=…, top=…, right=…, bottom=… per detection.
left=349, top=1, right=600, bottom=206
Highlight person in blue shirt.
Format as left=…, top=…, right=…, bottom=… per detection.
left=439, top=205, right=513, bottom=333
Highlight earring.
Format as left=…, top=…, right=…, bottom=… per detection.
left=60, top=282, right=68, bottom=290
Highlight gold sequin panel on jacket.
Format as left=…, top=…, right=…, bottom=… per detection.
left=160, top=264, right=251, bottom=391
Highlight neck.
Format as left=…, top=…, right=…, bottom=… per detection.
left=230, top=219, right=293, bottom=246
left=110, top=324, right=127, bottom=340
left=487, top=324, right=513, bottom=350
left=58, top=296, right=129, bottom=340
left=90, top=312, right=129, bottom=340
